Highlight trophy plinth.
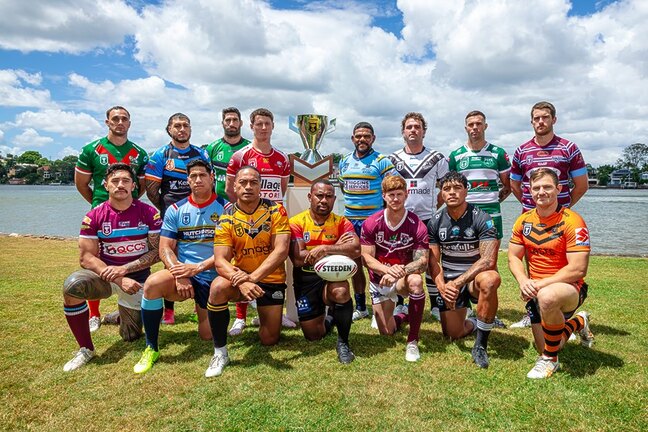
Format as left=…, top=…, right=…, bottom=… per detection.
left=288, top=114, right=336, bottom=185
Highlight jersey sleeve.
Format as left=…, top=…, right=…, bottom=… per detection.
left=565, top=211, right=591, bottom=253
left=289, top=215, right=304, bottom=242
left=509, top=214, right=526, bottom=246
left=145, top=204, right=163, bottom=233
left=475, top=209, right=497, bottom=241
left=447, top=152, right=457, bottom=172
left=79, top=209, right=99, bottom=238
left=75, top=144, right=94, bottom=175
left=497, top=147, right=511, bottom=173
left=510, top=147, right=523, bottom=182
left=272, top=204, right=291, bottom=235
left=436, top=155, right=449, bottom=178
left=280, top=152, right=291, bottom=178
left=360, top=217, right=375, bottom=246
left=427, top=214, right=440, bottom=245
left=414, top=219, right=429, bottom=250
left=568, top=143, right=588, bottom=178
left=226, top=149, right=243, bottom=177
left=160, top=203, right=179, bottom=239
left=379, top=156, right=397, bottom=178
left=145, top=147, right=165, bottom=181
left=340, top=216, right=355, bottom=236
left=213, top=216, right=234, bottom=247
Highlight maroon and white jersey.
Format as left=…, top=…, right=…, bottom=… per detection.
left=360, top=209, right=428, bottom=285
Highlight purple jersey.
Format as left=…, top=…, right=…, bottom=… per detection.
left=510, top=135, right=587, bottom=211
left=80, top=199, right=162, bottom=272
left=360, top=209, right=428, bottom=285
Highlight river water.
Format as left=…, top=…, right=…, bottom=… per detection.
left=0, top=185, right=646, bottom=256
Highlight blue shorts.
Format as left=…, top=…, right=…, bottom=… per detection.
left=350, top=219, right=365, bottom=236
left=191, top=277, right=211, bottom=309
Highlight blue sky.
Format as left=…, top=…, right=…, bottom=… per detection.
left=0, top=0, right=644, bottom=167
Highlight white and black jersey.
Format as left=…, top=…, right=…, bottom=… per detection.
left=427, top=204, right=497, bottom=280
left=389, top=147, right=448, bottom=221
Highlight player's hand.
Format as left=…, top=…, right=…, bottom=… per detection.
left=230, top=269, right=252, bottom=287
left=444, top=281, right=460, bottom=302
left=336, top=232, right=355, bottom=244
left=238, top=282, right=264, bottom=301
left=519, top=278, right=538, bottom=301
left=100, top=265, right=128, bottom=282
left=169, top=263, right=199, bottom=279
left=305, top=246, right=328, bottom=265
left=386, top=264, right=406, bottom=280
left=119, top=277, right=142, bottom=295
left=175, top=277, right=194, bottom=299
left=379, top=274, right=396, bottom=287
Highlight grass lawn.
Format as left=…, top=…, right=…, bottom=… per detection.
left=0, top=236, right=646, bottom=431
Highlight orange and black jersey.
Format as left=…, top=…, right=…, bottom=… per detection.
left=510, top=207, right=590, bottom=283
left=289, top=210, right=355, bottom=281
left=213, top=198, right=290, bottom=284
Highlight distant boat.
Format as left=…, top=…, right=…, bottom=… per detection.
left=50, top=182, right=62, bottom=186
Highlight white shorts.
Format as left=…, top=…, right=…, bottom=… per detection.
left=110, top=282, right=143, bottom=310
left=369, top=281, right=398, bottom=305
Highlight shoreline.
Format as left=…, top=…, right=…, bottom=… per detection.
left=2, top=232, right=646, bottom=258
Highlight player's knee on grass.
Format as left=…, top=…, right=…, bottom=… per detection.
left=208, top=277, right=232, bottom=304
left=405, top=273, right=424, bottom=296
left=327, top=282, right=351, bottom=304
left=63, top=269, right=111, bottom=300
left=118, top=305, right=143, bottom=342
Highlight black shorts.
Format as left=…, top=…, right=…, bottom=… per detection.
left=294, top=276, right=326, bottom=322
left=191, top=277, right=211, bottom=310
left=435, top=282, right=474, bottom=312
left=256, top=282, right=287, bottom=307
left=526, top=282, right=589, bottom=324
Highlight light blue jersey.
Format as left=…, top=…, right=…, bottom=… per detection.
left=160, top=193, right=225, bottom=284
left=338, top=149, right=397, bottom=220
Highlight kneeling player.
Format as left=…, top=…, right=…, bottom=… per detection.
left=508, top=168, right=594, bottom=379
left=204, top=166, right=290, bottom=377
left=428, top=171, right=501, bottom=368
left=361, top=175, right=429, bottom=362
left=62, top=163, right=161, bottom=371
left=134, top=160, right=225, bottom=373
left=289, top=180, right=360, bottom=364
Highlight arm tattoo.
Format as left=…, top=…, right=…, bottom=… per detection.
left=405, top=248, right=428, bottom=275
left=452, top=240, right=497, bottom=287
left=145, top=180, right=161, bottom=210
left=123, top=233, right=161, bottom=274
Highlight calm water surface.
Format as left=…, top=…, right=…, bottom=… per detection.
left=0, top=185, right=646, bottom=256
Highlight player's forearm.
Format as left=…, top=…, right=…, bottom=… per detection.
left=569, top=180, right=588, bottom=208
left=510, top=180, right=523, bottom=202
left=362, top=253, right=389, bottom=276
left=75, top=183, right=93, bottom=204
left=499, top=186, right=512, bottom=202
left=404, top=249, right=428, bottom=275
left=160, top=246, right=180, bottom=268
left=507, top=255, right=528, bottom=285
left=122, top=236, right=160, bottom=274
left=536, top=264, right=587, bottom=289
left=145, top=180, right=162, bottom=210
left=214, top=256, right=238, bottom=279
left=249, top=244, right=289, bottom=283
left=79, top=253, right=107, bottom=275
left=451, top=258, right=491, bottom=288
left=325, top=242, right=360, bottom=259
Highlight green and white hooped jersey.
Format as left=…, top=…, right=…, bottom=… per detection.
left=448, top=142, right=510, bottom=206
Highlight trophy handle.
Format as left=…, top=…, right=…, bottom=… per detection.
left=288, top=115, right=299, bottom=133
left=326, top=118, right=336, bottom=134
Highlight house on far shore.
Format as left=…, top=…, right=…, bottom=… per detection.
left=609, top=168, right=632, bottom=187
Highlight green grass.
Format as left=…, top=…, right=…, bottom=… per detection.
left=1, top=236, right=646, bottom=431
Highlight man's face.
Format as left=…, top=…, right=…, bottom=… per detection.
left=105, top=109, right=131, bottom=137
left=309, top=183, right=336, bottom=217
left=402, top=118, right=425, bottom=146
left=383, top=188, right=407, bottom=212
left=441, top=181, right=468, bottom=209
left=234, top=169, right=261, bottom=204
left=251, top=115, right=274, bottom=141
left=223, top=113, right=242, bottom=138
left=168, top=118, right=191, bottom=144
left=351, top=128, right=375, bottom=156
left=531, top=108, right=556, bottom=137
left=105, top=170, right=135, bottom=201
left=530, top=174, right=561, bottom=209
left=188, top=166, right=214, bottom=195
left=465, top=115, right=487, bottom=142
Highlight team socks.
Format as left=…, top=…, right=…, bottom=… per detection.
left=396, top=295, right=404, bottom=307
left=541, top=320, right=564, bottom=361
left=333, top=300, right=353, bottom=344
left=563, top=315, right=585, bottom=339
left=87, top=299, right=101, bottom=318
left=64, top=302, right=94, bottom=351
left=207, top=302, right=230, bottom=348
left=393, top=312, right=408, bottom=331
left=163, top=299, right=175, bottom=311
left=141, top=297, right=164, bottom=351
left=236, top=302, right=248, bottom=320
left=407, top=293, right=425, bottom=343
left=475, top=319, right=494, bottom=349
left=354, top=293, right=367, bottom=312
left=427, top=279, right=439, bottom=310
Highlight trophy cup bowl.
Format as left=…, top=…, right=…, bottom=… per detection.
left=289, top=114, right=336, bottom=164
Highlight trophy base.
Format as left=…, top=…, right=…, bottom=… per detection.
left=290, top=155, right=333, bottom=187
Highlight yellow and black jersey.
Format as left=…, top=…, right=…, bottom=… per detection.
left=214, top=198, right=290, bottom=284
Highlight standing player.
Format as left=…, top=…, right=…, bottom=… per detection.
left=389, top=112, right=448, bottom=318
left=508, top=168, right=593, bottom=379
left=428, top=172, right=501, bottom=368
left=205, top=166, right=290, bottom=377
left=205, top=107, right=250, bottom=200
left=74, top=106, right=149, bottom=332
left=338, top=122, right=397, bottom=320
left=134, top=160, right=225, bottom=374
left=509, top=101, right=589, bottom=329
left=289, top=180, right=360, bottom=364
left=62, top=163, right=161, bottom=371
left=224, top=108, right=294, bottom=335
left=145, top=113, right=211, bottom=324
left=361, top=176, right=429, bottom=362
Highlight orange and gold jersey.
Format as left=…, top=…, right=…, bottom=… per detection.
left=510, top=207, right=590, bottom=282
left=213, top=198, right=290, bottom=284
left=289, top=209, right=355, bottom=276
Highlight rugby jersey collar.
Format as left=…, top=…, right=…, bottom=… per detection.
left=188, top=193, right=217, bottom=208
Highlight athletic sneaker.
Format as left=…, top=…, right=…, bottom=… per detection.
left=88, top=316, right=101, bottom=333
left=568, top=332, right=577, bottom=342
left=249, top=299, right=257, bottom=309
left=189, top=313, right=198, bottom=323
left=471, top=345, right=489, bottom=369
left=102, top=310, right=120, bottom=325
left=577, top=311, right=594, bottom=348
left=282, top=314, right=297, bottom=328
left=467, top=317, right=478, bottom=334
left=430, top=307, right=440, bottom=321
left=336, top=341, right=355, bottom=364
left=405, top=341, right=420, bottom=362
left=394, top=304, right=404, bottom=315
left=493, top=316, right=506, bottom=329
left=401, top=304, right=409, bottom=315
left=228, top=318, right=246, bottom=336
left=63, top=347, right=95, bottom=372
left=370, top=314, right=378, bottom=329
left=161, top=309, right=175, bottom=325
left=205, top=353, right=230, bottom=377
left=510, top=313, right=531, bottom=328
left=133, top=346, right=160, bottom=374
left=352, top=309, right=369, bottom=321
left=527, top=356, right=560, bottom=379
left=250, top=317, right=260, bottom=326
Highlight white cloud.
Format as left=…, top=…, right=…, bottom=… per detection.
left=14, top=109, right=102, bottom=138
left=0, top=70, right=55, bottom=108
left=12, top=128, right=54, bottom=149
left=59, top=146, right=80, bottom=158
left=0, top=0, right=140, bottom=53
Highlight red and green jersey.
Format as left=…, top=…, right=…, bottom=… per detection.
left=204, top=137, right=250, bottom=200
left=75, top=137, right=149, bottom=208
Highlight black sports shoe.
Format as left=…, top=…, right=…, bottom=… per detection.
left=471, top=345, right=489, bottom=369
left=336, top=341, right=355, bottom=364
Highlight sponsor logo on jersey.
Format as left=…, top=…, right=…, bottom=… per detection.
left=217, top=151, right=224, bottom=161
left=397, top=162, right=404, bottom=171
left=137, top=221, right=148, bottom=231
left=525, top=155, right=533, bottom=165
left=575, top=227, right=590, bottom=246
left=537, top=150, right=549, bottom=157
left=234, top=224, right=244, bottom=237
left=409, top=187, right=430, bottom=194
left=439, top=228, right=447, bottom=241
left=249, top=159, right=257, bottom=168
left=103, top=239, right=148, bottom=257
left=100, top=154, right=109, bottom=165
left=459, top=158, right=469, bottom=170
left=400, top=233, right=411, bottom=244
left=83, top=216, right=92, bottom=225
left=486, top=220, right=494, bottom=229
left=165, top=159, right=175, bottom=171
left=260, top=178, right=281, bottom=191
left=409, top=180, right=417, bottom=188
left=241, top=244, right=272, bottom=256
left=102, top=222, right=112, bottom=236
left=210, top=212, right=220, bottom=223
left=451, top=226, right=460, bottom=237
left=304, top=232, right=311, bottom=243
left=118, top=221, right=130, bottom=227
left=484, top=158, right=496, bottom=167
left=345, top=179, right=370, bottom=191
left=523, top=222, right=533, bottom=236
left=376, top=231, right=384, bottom=243
left=464, top=227, right=475, bottom=238
left=153, top=212, right=161, bottom=220
left=182, top=213, right=190, bottom=225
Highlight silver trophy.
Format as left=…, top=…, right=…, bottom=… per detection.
left=289, top=114, right=336, bottom=164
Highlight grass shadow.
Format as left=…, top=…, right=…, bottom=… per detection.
left=93, top=336, right=144, bottom=366
left=560, top=346, right=625, bottom=378
left=590, top=323, right=630, bottom=336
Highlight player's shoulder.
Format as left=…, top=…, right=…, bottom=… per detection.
left=289, top=208, right=310, bottom=224
left=80, top=137, right=105, bottom=152
left=561, top=207, right=586, bottom=224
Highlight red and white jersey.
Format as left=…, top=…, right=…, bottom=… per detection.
left=226, top=144, right=290, bottom=204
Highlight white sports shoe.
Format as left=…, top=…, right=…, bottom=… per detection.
left=394, top=304, right=404, bottom=315
left=430, top=307, right=441, bottom=321
left=577, top=311, right=594, bottom=348
left=352, top=309, right=369, bottom=321
left=510, top=313, right=531, bottom=328
left=88, top=316, right=101, bottom=333
left=281, top=314, right=297, bottom=328
left=63, top=347, right=95, bottom=372
left=205, top=353, right=230, bottom=378
left=405, top=341, right=420, bottom=362
left=371, top=314, right=378, bottom=329
left=228, top=318, right=246, bottom=336
left=568, top=332, right=577, bottom=342
left=527, top=356, right=560, bottom=379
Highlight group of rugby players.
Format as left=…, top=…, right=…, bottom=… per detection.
left=62, top=101, right=594, bottom=380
